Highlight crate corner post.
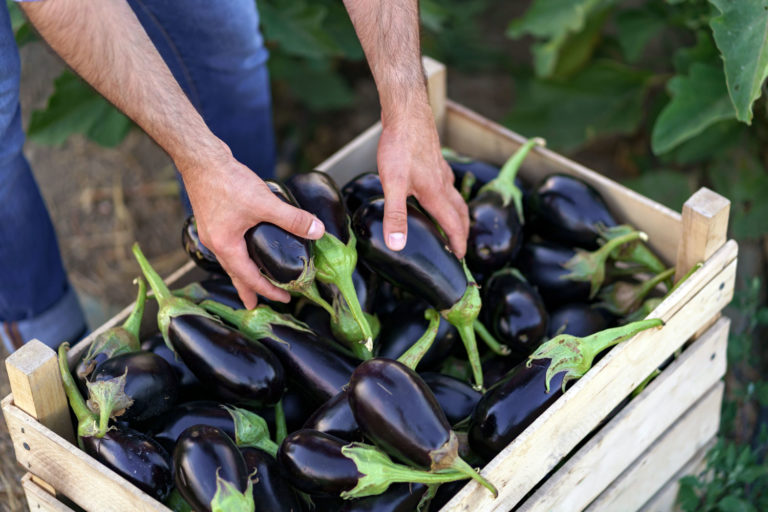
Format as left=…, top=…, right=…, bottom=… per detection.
left=674, top=187, right=731, bottom=282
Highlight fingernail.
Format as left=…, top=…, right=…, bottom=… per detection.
left=388, top=232, right=406, bottom=251
left=308, top=219, right=323, bottom=238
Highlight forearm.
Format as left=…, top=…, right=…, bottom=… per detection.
left=20, top=0, right=229, bottom=173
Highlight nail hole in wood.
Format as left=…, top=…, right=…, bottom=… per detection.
left=23, top=442, right=30, bottom=451
left=711, top=353, right=716, bottom=361
left=719, top=282, right=725, bottom=290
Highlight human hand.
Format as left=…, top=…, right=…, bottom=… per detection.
left=377, top=102, right=469, bottom=258
left=180, top=150, right=325, bottom=309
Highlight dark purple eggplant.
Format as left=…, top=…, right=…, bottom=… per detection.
left=376, top=299, right=458, bottom=371
left=199, top=302, right=359, bottom=406
left=348, top=359, right=496, bottom=495
left=278, top=430, right=483, bottom=499
left=353, top=198, right=498, bottom=389
left=253, top=387, right=315, bottom=436
left=182, top=215, right=225, bottom=275
left=531, top=174, right=617, bottom=249
left=443, top=148, right=503, bottom=200
left=241, top=447, right=305, bottom=512
left=173, top=425, right=252, bottom=512
left=421, top=372, right=482, bottom=426
left=303, top=389, right=362, bottom=442
left=133, top=243, right=285, bottom=406
left=547, top=303, right=615, bottom=338
left=480, top=269, right=548, bottom=356
left=172, top=278, right=245, bottom=310
left=468, top=360, right=566, bottom=462
left=516, top=241, right=591, bottom=307
left=89, top=350, right=179, bottom=426
left=141, top=332, right=204, bottom=400
left=481, top=352, right=528, bottom=388
left=58, top=343, right=173, bottom=501
left=151, top=401, right=236, bottom=453
left=429, top=480, right=467, bottom=511
left=465, top=139, right=542, bottom=274
left=336, top=483, right=428, bottom=512
left=341, top=172, right=384, bottom=216
left=287, top=171, right=349, bottom=243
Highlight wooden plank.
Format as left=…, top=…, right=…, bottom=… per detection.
left=2, top=397, right=169, bottom=512
left=517, top=317, right=729, bottom=512
left=423, top=56, right=447, bottom=137
left=675, top=188, right=731, bottom=281
left=441, top=246, right=737, bottom=512
left=639, top=438, right=714, bottom=512
left=588, top=382, right=724, bottom=512
left=5, top=340, right=74, bottom=445
left=21, top=473, right=75, bottom=512
left=443, top=101, right=683, bottom=265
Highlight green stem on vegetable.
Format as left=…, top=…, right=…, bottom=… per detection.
left=397, top=309, right=441, bottom=370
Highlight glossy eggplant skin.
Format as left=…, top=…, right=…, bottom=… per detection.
left=168, top=314, right=285, bottom=406
left=287, top=171, right=349, bottom=243
left=429, top=480, right=467, bottom=511
left=173, top=425, right=249, bottom=512
left=277, top=429, right=362, bottom=496
left=244, top=180, right=313, bottom=284
left=421, top=372, right=482, bottom=426
left=481, top=352, right=528, bottom=389
left=532, top=174, right=617, bottom=249
left=480, top=270, right=549, bottom=356
left=81, top=426, right=172, bottom=501
left=241, top=447, right=305, bottom=512
left=516, top=241, right=591, bottom=307
left=91, top=351, right=179, bottom=425
left=258, top=324, right=359, bottom=406
left=447, top=158, right=500, bottom=199
left=348, top=358, right=451, bottom=468
left=466, top=190, right=523, bottom=274
left=295, top=303, right=336, bottom=341
left=338, top=482, right=428, bottom=512
left=353, top=198, right=467, bottom=311
left=303, top=389, right=361, bottom=442
left=150, top=401, right=235, bottom=454
left=547, top=303, right=615, bottom=338
left=342, top=172, right=384, bottom=217
left=141, top=333, right=203, bottom=401
left=469, top=360, right=566, bottom=462
left=254, top=387, right=315, bottom=435
left=182, top=215, right=225, bottom=275
left=376, top=299, right=458, bottom=371
left=189, top=278, right=245, bottom=310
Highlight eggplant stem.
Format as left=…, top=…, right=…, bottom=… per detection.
left=58, top=343, right=100, bottom=438
left=397, top=309, right=441, bottom=370
left=131, top=243, right=172, bottom=303
left=121, top=277, right=147, bottom=340
left=448, top=456, right=498, bottom=498
left=301, top=282, right=337, bottom=320
left=479, top=137, right=544, bottom=220
left=333, top=271, right=374, bottom=346
left=473, top=320, right=510, bottom=356
left=274, top=399, right=287, bottom=445
left=454, top=322, right=484, bottom=391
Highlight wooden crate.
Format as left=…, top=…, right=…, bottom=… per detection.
left=2, top=58, right=737, bottom=512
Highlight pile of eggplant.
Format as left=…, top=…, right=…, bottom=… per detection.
left=61, top=138, right=681, bottom=512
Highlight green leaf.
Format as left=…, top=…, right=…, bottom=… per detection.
left=505, top=60, right=652, bottom=151
left=651, top=62, right=736, bottom=154
left=718, top=495, right=757, bottom=512
left=708, top=151, right=768, bottom=240
left=677, top=476, right=701, bottom=512
left=615, top=4, right=668, bottom=63
left=27, top=71, right=132, bottom=147
left=622, top=169, right=694, bottom=212
left=7, top=0, right=37, bottom=46
left=662, top=120, right=745, bottom=165
left=269, top=56, right=355, bottom=111
left=709, top=0, right=768, bottom=123
left=673, top=31, right=720, bottom=75
left=545, top=8, right=609, bottom=78
left=259, top=2, right=342, bottom=59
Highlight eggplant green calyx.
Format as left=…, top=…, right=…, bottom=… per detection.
left=478, top=137, right=544, bottom=223
left=200, top=301, right=311, bottom=346
left=171, top=282, right=210, bottom=302
left=473, top=320, right=511, bottom=356
left=527, top=318, right=664, bottom=393
left=330, top=300, right=376, bottom=359
left=340, top=443, right=497, bottom=500
left=459, top=172, right=476, bottom=202
left=598, top=224, right=666, bottom=277
left=164, top=488, right=194, bottom=512
left=597, top=267, right=674, bottom=316
left=398, top=309, right=441, bottom=370
left=79, top=277, right=146, bottom=379
left=58, top=343, right=101, bottom=439
left=561, top=230, right=648, bottom=298
left=132, top=242, right=218, bottom=351
left=428, top=431, right=498, bottom=496
left=443, top=282, right=484, bottom=391
left=224, top=405, right=278, bottom=457
left=210, top=469, right=255, bottom=512
left=314, top=229, right=374, bottom=347
left=86, top=372, right=134, bottom=437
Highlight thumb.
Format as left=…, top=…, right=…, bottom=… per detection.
left=382, top=178, right=409, bottom=251
left=262, top=199, right=325, bottom=240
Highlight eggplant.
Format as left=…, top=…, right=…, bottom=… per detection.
left=516, top=241, right=591, bottom=307
left=465, top=139, right=542, bottom=274
left=277, top=430, right=484, bottom=499
left=253, top=387, right=316, bottom=436
left=133, top=243, right=285, bottom=406
left=303, top=389, right=361, bottom=442
left=354, top=198, right=499, bottom=389
left=141, top=332, right=204, bottom=400
left=341, top=172, right=384, bottom=216
left=443, top=148, right=504, bottom=200
left=173, top=425, right=253, bottom=512
left=241, top=447, right=305, bottom=512
left=336, top=483, right=428, bottom=512
left=421, top=372, right=482, bottom=426
left=531, top=174, right=617, bottom=249
left=376, top=299, right=458, bottom=371
left=58, top=343, right=173, bottom=501
left=481, top=352, right=528, bottom=389
left=468, top=360, right=566, bottom=462
left=172, top=277, right=245, bottom=310
left=287, top=171, right=349, bottom=243
left=429, top=480, right=467, bottom=511
left=89, top=350, right=179, bottom=426
left=151, top=401, right=236, bottom=453
left=348, top=359, right=496, bottom=495
left=596, top=267, right=674, bottom=316
left=199, top=302, right=359, bottom=406
left=294, top=303, right=336, bottom=341
left=480, top=269, right=548, bottom=356
left=182, top=215, right=225, bottom=275
left=547, top=303, right=614, bottom=338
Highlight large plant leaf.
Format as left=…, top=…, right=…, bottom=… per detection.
left=662, top=120, right=746, bottom=165
left=651, top=62, right=735, bottom=155
left=708, top=150, right=768, bottom=240
left=709, top=0, right=768, bottom=123
left=27, top=71, right=132, bottom=147
left=615, top=3, right=667, bottom=63
left=622, top=169, right=694, bottom=212
left=505, top=60, right=652, bottom=151
left=259, top=2, right=344, bottom=59
left=673, top=31, right=720, bottom=75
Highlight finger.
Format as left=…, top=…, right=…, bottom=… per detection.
left=260, top=199, right=325, bottom=241
left=380, top=175, right=409, bottom=251
left=419, top=190, right=468, bottom=259
left=216, top=241, right=291, bottom=304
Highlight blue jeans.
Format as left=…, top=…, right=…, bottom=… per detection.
left=0, top=1, right=276, bottom=352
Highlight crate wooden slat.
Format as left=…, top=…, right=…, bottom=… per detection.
left=21, top=473, right=75, bottom=512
